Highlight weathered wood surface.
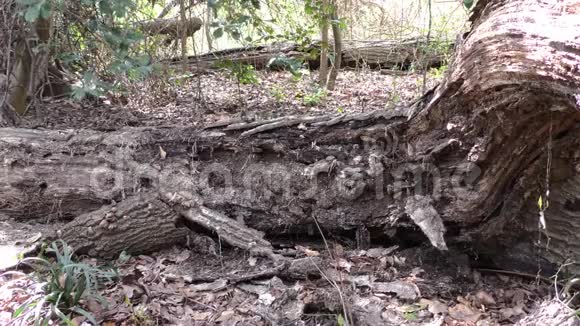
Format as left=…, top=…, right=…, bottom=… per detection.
left=140, top=17, right=202, bottom=40
left=1, top=0, right=580, bottom=275
left=167, top=37, right=451, bottom=71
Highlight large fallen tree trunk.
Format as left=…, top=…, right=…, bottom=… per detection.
left=140, top=17, right=202, bottom=41
left=168, top=37, right=451, bottom=71
left=1, top=0, right=580, bottom=275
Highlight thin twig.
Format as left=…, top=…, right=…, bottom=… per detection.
left=311, top=215, right=352, bottom=326
left=421, top=0, right=433, bottom=94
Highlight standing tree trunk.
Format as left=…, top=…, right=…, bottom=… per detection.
left=326, top=1, right=342, bottom=91
left=318, top=0, right=329, bottom=87
left=205, top=2, right=213, bottom=52
left=178, top=0, right=188, bottom=66
left=1, top=0, right=580, bottom=275
left=8, top=14, right=52, bottom=115
left=7, top=41, right=31, bottom=114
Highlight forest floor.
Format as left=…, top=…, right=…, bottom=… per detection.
left=1, top=69, right=577, bottom=325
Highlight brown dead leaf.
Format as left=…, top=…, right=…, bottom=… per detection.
left=247, top=256, right=258, bottom=267
left=191, top=310, right=212, bottom=320
left=186, top=279, right=228, bottom=294
left=510, top=288, right=531, bottom=306
left=296, top=245, right=320, bottom=257
left=334, top=243, right=345, bottom=257
left=497, top=273, right=510, bottom=282
left=58, top=273, right=67, bottom=288
left=393, top=255, right=406, bottom=266
left=174, top=250, right=190, bottom=263
left=71, top=315, right=85, bottom=326
left=457, top=296, right=471, bottom=306
left=121, top=284, right=140, bottom=299
left=420, top=298, right=449, bottom=315
left=216, top=310, right=236, bottom=322
left=86, top=298, right=103, bottom=315
left=379, top=256, right=388, bottom=269
left=472, top=270, right=482, bottom=284
left=366, top=246, right=399, bottom=258
left=411, top=267, right=425, bottom=277
left=337, top=258, right=353, bottom=273
left=373, top=281, right=420, bottom=300
left=500, top=304, right=525, bottom=320
left=475, top=290, right=496, bottom=307
left=449, top=303, right=482, bottom=323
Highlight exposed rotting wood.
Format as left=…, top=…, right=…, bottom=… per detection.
left=1, top=0, right=580, bottom=275
left=341, top=38, right=450, bottom=70
left=405, top=196, right=447, bottom=251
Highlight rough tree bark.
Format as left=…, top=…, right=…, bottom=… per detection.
left=319, top=0, right=330, bottom=87
left=1, top=0, right=580, bottom=275
left=7, top=15, right=52, bottom=115
left=205, top=2, right=213, bottom=52
left=326, top=2, right=342, bottom=91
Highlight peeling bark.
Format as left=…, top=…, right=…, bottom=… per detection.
left=56, top=193, right=189, bottom=259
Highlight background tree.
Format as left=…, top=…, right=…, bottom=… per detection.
left=326, top=1, right=342, bottom=91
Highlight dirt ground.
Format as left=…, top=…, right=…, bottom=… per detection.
left=1, top=69, right=579, bottom=325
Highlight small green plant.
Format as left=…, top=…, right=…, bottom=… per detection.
left=387, top=78, right=402, bottom=106
left=70, top=72, right=110, bottom=101
left=9, top=240, right=118, bottom=325
left=428, top=65, right=448, bottom=80
left=267, top=56, right=304, bottom=77
left=388, top=93, right=401, bottom=106
left=400, top=303, right=426, bottom=321
left=403, top=311, right=418, bottom=320
left=337, top=313, right=346, bottom=326
left=217, top=60, right=260, bottom=85
left=269, top=85, right=287, bottom=103
left=302, top=88, right=327, bottom=106
left=130, top=305, right=155, bottom=326
left=463, top=0, right=475, bottom=10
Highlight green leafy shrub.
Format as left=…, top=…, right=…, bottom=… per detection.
left=16, top=0, right=153, bottom=100
left=9, top=240, right=118, bottom=325
left=218, top=60, right=260, bottom=85
left=269, top=85, right=287, bottom=103
left=302, top=88, right=327, bottom=106
left=428, top=64, right=448, bottom=79
left=267, top=56, right=304, bottom=77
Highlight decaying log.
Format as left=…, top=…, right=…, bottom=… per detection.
left=140, top=17, right=202, bottom=40
left=169, top=43, right=307, bottom=70
left=169, top=37, right=451, bottom=71
left=340, top=38, right=450, bottom=69
left=1, top=0, right=580, bottom=276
